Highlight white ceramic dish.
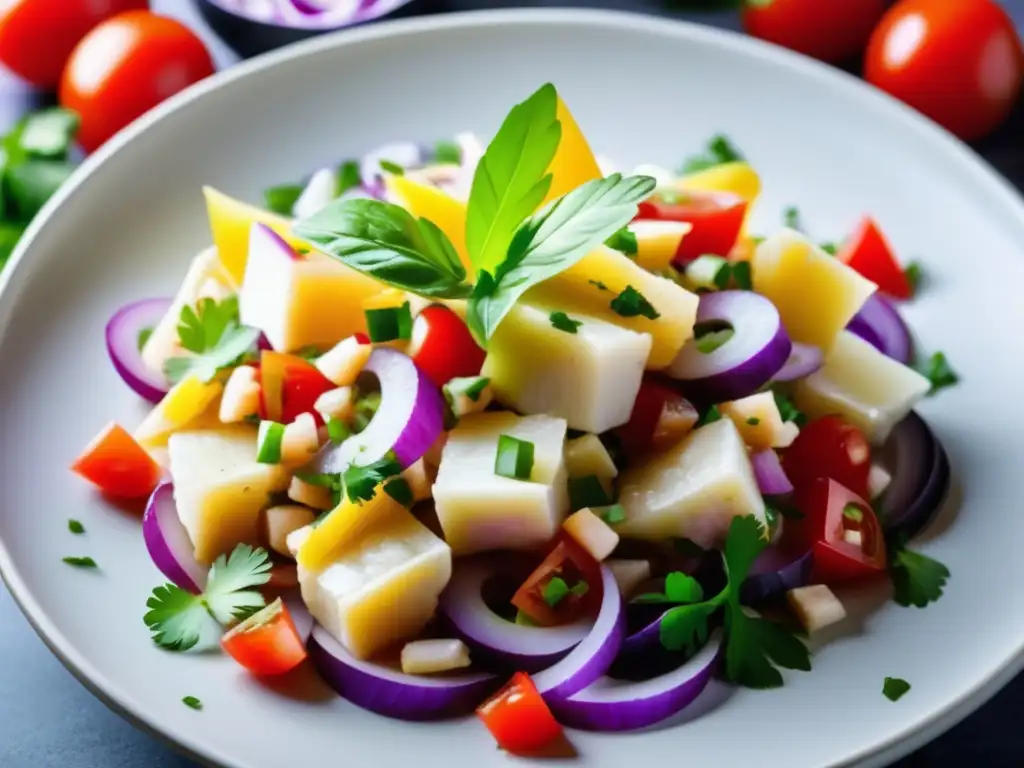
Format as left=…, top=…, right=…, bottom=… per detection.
left=2, top=9, right=1023, bottom=768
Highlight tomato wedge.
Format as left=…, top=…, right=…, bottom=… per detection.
left=636, top=191, right=747, bottom=266
left=790, top=478, right=887, bottom=584
left=782, top=415, right=872, bottom=499
left=615, top=378, right=695, bottom=455
left=477, top=672, right=564, bottom=754
left=407, top=304, right=484, bottom=387
left=259, top=351, right=334, bottom=425
left=837, top=217, right=912, bottom=300
left=221, top=598, right=307, bottom=676
left=71, top=422, right=161, bottom=498
left=511, top=537, right=600, bottom=626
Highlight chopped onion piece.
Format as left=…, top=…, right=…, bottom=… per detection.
left=787, top=585, right=847, bottom=633
left=400, top=639, right=472, bottom=675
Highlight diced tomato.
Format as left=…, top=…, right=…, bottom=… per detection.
left=615, top=378, right=694, bottom=455
left=789, top=477, right=887, bottom=583
left=407, top=304, right=485, bottom=388
left=782, top=415, right=871, bottom=499
left=477, top=672, right=563, bottom=755
left=636, top=191, right=747, bottom=266
left=221, top=598, right=307, bottom=676
left=71, top=422, right=161, bottom=498
left=259, top=351, right=334, bottom=426
left=837, top=217, right=912, bottom=300
left=511, top=536, right=601, bottom=626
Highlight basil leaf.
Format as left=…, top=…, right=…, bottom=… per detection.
left=466, top=173, right=656, bottom=342
left=466, top=83, right=561, bottom=275
left=294, top=198, right=471, bottom=299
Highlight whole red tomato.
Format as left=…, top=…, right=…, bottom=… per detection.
left=0, top=0, right=149, bottom=88
left=865, top=0, right=1023, bottom=140
left=59, top=11, right=215, bottom=152
left=742, top=0, right=888, bottom=64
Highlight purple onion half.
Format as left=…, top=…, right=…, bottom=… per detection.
left=106, top=298, right=172, bottom=403
left=751, top=449, right=794, bottom=496
left=773, top=342, right=824, bottom=382
left=877, top=411, right=951, bottom=537
left=846, top=294, right=913, bottom=364
left=142, top=483, right=207, bottom=594
left=667, top=291, right=792, bottom=403
left=741, top=546, right=814, bottom=605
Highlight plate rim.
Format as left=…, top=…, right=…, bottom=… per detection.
left=2, top=8, right=1023, bottom=767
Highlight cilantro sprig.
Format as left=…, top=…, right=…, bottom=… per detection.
left=657, top=516, right=811, bottom=689
left=887, top=534, right=950, bottom=608
left=164, top=296, right=261, bottom=384
left=916, top=351, right=958, bottom=396
left=679, top=134, right=743, bottom=175
left=143, top=544, right=271, bottom=652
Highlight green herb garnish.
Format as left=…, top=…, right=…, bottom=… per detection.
left=164, top=297, right=260, bottom=384
left=916, top=351, right=958, bottom=395
left=568, top=474, right=611, bottom=510
left=327, top=417, right=350, bottom=445
left=772, top=389, right=807, bottom=426
left=605, top=226, right=638, bottom=256
left=693, top=321, right=734, bottom=354
left=550, top=311, right=583, bottom=334
left=634, top=571, right=704, bottom=604
left=182, top=696, right=203, bottom=711
left=63, top=556, right=97, bottom=568
left=883, top=677, right=911, bottom=702
left=68, top=519, right=85, bottom=534
left=697, top=404, right=722, bottom=427
left=888, top=534, right=950, bottom=608
left=746, top=417, right=760, bottom=426
left=599, top=503, right=626, bottom=525
left=365, top=302, right=413, bottom=342
left=264, top=184, right=304, bottom=216
left=843, top=504, right=864, bottom=523
left=434, top=140, right=461, bottom=164
left=495, top=434, right=535, bottom=481
left=610, top=285, right=660, bottom=319
left=903, top=261, right=923, bottom=294
left=679, top=134, right=743, bottom=175
left=783, top=205, right=802, bottom=231
left=588, top=279, right=610, bottom=291
left=383, top=477, right=414, bottom=506
left=137, top=327, right=153, bottom=352
left=542, top=576, right=571, bottom=608
left=444, top=376, right=491, bottom=404
left=378, top=159, right=404, bottom=176
left=342, top=455, right=403, bottom=503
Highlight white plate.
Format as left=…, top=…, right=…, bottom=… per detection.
left=2, top=9, right=1023, bottom=768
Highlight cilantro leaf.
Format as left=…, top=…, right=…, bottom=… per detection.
left=783, top=205, right=802, bottom=231
left=68, top=519, right=85, bottom=534
left=610, top=284, right=660, bottom=320
left=62, top=555, right=97, bottom=568
left=903, top=261, right=923, bottom=294
left=264, top=184, right=304, bottom=216
left=143, top=584, right=220, bottom=652
left=916, top=351, right=958, bottom=396
left=337, top=160, right=361, bottom=196
left=294, top=198, right=471, bottom=299
left=605, top=226, right=638, bottom=256
left=659, top=601, right=717, bottom=652
left=466, top=83, right=561, bottom=275
left=680, top=134, right=743, bottom=175
left=163, top=296, right=260, bottom=384
left=343, top=455, right=402, bottom=503
left=635, top=571, right=704, bottom=604
left=165, top=325, right=261, bottom=384
left=772, top=388, right=808, bottom=426
left=889, top=539, right=950, bottom=608
left=883, top=677, right=911, bottom=702
left=182, top=696, right=203, bottom=710
left=725, top=609, right=810, bottom=689
left=550, top=311, right=582, bottom=334
left=696, top=404, right=722, bottom=427
left=174, top=296, right=240, bottom=354
left=434, top=139, right=461, bottom=164
left=466, top=173, right=656, bottom=342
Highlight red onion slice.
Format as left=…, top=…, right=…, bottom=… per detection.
left=311, top=348, right=444, bottom=472
left=142, top=483, right=207, bottom=594
left=877, top=412, right=950, bottom=536
left=534, top=565, right=625, bottom=703
left=751, top=449, right=794, bottom=496
left=667, top=291, right=792, bottom=403
left=772, top=342, right=824, bottom=382
left=438, top=559, right=589, bottom=672
left=741, top=546, right=814, bottom=604
left=106, top=298, right=173, bottom=403
left=308, top=625, right=497, bottom=721
left=550, top=632, right=721, bottom=731
left=846, top=294, right=913, bottom=364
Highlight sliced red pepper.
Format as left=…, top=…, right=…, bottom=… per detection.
left=71, top=422, right=161, bottom=498
left=511, top=536, right=601, bottom=626
left=837, top=216, right=912, bottom=300
left=788, top=477, right=887, bottom=584
left=477, top=672, right=563, bottom=755
left=258, top=351, right=334, bottom=425
left=636, top=190, right=747, bottom=266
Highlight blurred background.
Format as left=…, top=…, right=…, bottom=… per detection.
left=0, top=1, right=1021, bottom=766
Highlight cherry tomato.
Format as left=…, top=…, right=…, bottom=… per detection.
left=0, top=0, right=148, bottom=88
left=865, top=0, right=1024, bottom=141
left=407, top=304, right=485, bottom=388
left=71, top=422, right=161, bottom=498
left=59, top=11, right=215, bottom=152
left=837, top=217, right=912, bottom=300
left=477, top=672, right=564, bottom=755
left=511, top=537, right=601, bottom=626
left=221, top=598, right=307, bottom=676
left=258, top=351, right=335, bottom=426
left=636, top=192, right=747, bottom=266
left=782, top=415, right=871, bottom=499
left=742, top=0, right=887, bottom=64
left=790, top=477, right=887, bottom=583
left=615, top=377, right=696, bottom=455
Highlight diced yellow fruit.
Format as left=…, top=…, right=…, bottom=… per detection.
left=168, top=426, right=291, bottom=564
left=134, top=375, right=224, bottom=448
left=675, top=162, right=762, bottom=203
left=565, top=433, right=618, bottom=481
left=203, top=186, right=307, bottom=283
left=752, top=229, right=876, bottom=350
left=541, top=97, right=602, bottom=205
left=385, top=175, right=471, bottom=273
left=793, top=330, right=931, bottom=444
left=720, top=392, right=799, bottom=450
left=631, top=220, right=691, bottom=272
left=616, top=418, right=765, bottom=547
left=482, top=303, right=651, bottom=433
left=299, top=509, right=451, bottom=659
left=265, top=505, right=316, bottom=557
left=296, top=488, right=407, bottom=573
left=433, top=412, right=569, bottom=555
left=527, top=245, right=699, bottom=368
left=563, top=508, right=619, bottom=561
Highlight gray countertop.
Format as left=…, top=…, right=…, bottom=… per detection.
left=3, top=1, right=1024, bottom=766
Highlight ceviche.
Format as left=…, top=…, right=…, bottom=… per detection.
left=71, top=83, right=956, bottom=752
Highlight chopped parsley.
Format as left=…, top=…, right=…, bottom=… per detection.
left=819, top=241, right=839, bottom=256
left=434, top=139, right=461, bottom=164
left=610, top=285, right=660, bottom=319
left=445, top=376, right=491, bottom=403
left=588, top=279, right=610, bottom=292
left=888, top=534, right=950, bottom=608
left=680, top=134, right=743, bottom=174
left=378, top=159, right=404, bottom=176
left=843, top=504, right=864, bottom=523
left=783, top=205, right=802, bottom=231
left=746, top=417, right=761, bottom=426
left=383, top=477, right=414, bottom=507
left=137, top=327, right=153, bottom=352
left=144, top=544, right=272, bottom=651
left=326, top=417, right=350, bottom=445
left=550, top=311, right=583, bottom=334
left=883, top=677, right=911, bottom=702
left=599, top=503, right=626, bottom=525
left=542, top=576, right=588, bottom=608
left=696, top=404, right=722, bottom=427
left=605, top=226, right=638, bottom=256
left=916, top=351, right=958, bottom=395
left=182, top=696, right=203, bottom=711
left=494, top=435, right=535, bottom=481
left=164, top=297, right=260, bottom=384
left=264, top=184, right=303, bottom=216
left=63, top=556, right=97, bottom=568
left=337, top=160, right=361, bottom=196
left=772, top=389, right=808, bottom=426
left=634, top=571, right=704, bottom=604
left=903, top=260, right=923, bottom=294
left=730, top=260, right=752, bottom=290
left=67, top=519, right=85, bottom=534
left=343, top=455, right=403, bottom=503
